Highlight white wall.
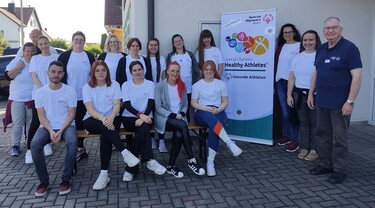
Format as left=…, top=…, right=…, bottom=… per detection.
left=130, top=0, right=375, bottom=122
left=0, top=14, right=20, bottom=47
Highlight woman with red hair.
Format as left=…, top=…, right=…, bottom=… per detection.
left=82, top=60, right=140, bottom=190
left=191, top=61, right=242, bottom=177
left=154, top=61, right=205, bottom=178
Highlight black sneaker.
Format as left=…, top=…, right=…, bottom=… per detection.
left=76, top=148, right=88, bottom=161
left=166, top=166, right=184, bottom=178
left=188, top=160, right=205, bottom=176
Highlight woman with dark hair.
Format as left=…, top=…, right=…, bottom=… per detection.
left=116, top=37, right=152, bottom=86
left=58, top=31, right=96, bottom=159
left=146, top=38, right=168, bottom=152
left=195, top=30, right=224, bottom=76
left=274, top=23, right=301, bottom=152
left=98, top=34, right=126, bottom=80
left=121, top=61, right=166, bottom=182
left=154, top=61, right=205, bottom=178
left=166, top=34, right=199, bottom=122
left=287, top=30, right=321, bottom=161
left=191, top=61, right=242, bottom=176
left=82, top=60, right=140, bottom=190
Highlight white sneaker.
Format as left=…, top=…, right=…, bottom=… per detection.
left=158, top=140, right=168, bottom=153
left=147, top=159, right=167, bottom=175
left=93, top=172, right=110, bottom=190
left=206, top=160, right=216, bottom=177
left=123, top=149, right=140, bottom=167
left=25, top=149, right=33, bottom=164
left=227, top=141, right=242, bottom=157
left=123, top=171, right=133, bottom=182
left=151, top=138, right=157, bottom=149
left=44, top=143, right=53, bottom=156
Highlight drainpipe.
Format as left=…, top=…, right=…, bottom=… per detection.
left=147, top=0, right=154, bottom=40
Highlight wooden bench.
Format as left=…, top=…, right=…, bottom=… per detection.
left=77, top=123, right=208, bottom=163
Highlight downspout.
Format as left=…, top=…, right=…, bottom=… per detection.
left=147, top=0, right=154, bottom=40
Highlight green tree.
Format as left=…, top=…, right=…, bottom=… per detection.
left=50, top=37, right=69, bottom=49
left=0, top=34, right=10, bottom=55
left=85, top=43, right=103, bottom=58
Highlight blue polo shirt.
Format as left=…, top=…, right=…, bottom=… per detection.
left=314, top=37, right=362, bottom=109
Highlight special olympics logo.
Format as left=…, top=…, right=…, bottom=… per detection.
left=225, top=73, right=232, bottom=81
left=263, top=14, right=273, bottom=24
left=225, top=32, right=269, bottom=55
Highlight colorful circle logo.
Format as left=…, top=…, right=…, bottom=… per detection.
left=228, top=39, right=237, bottom=48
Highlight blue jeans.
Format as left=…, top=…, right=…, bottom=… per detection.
left=194, top=110, right=227, bottom=151
left=316, top=106, right=350, bottom=172
left=31, top=125, right=77, bottom=183
left=276, top=79, right=298, bottom=141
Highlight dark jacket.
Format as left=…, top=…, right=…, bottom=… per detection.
left=115, top=55, right=152, bottom=86
left=57, top=50, right=95, bottom=84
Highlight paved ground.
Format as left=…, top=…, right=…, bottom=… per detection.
left=0, top=100, right=374, bottom=208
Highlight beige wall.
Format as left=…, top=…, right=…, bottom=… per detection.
left=130, top=0, right=375, bottom=122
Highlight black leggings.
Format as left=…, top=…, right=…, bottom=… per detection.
left=122, top=117, right=154, bottom=175
left=166, top=118, right=195, bottom=166
left=76, top=101, right=87, bottom=148
left=186, top=93, right=191, bottom=122
left=27, top=103, right=39, bottom=149
left=83, top=116, right=124, bottom=170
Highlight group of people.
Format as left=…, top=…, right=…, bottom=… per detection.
left=274, top=17, right=362, bottom=184
left=4, top=28, right=242, bottom=197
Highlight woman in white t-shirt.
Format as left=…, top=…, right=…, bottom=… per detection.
left=121, top=61, right=166, bottom=182
left=154, top=61, right=205, bottom=178
left=5, top=42, right=35, bottom=159
left=287, top=30, right=321, bottom=161
left=82, top=60, right=140, bottom=190
left=27, top=35, right=59, bottom=163
left=98, top=34, right=126, bottom=80
left=58, top=31, right=95, bottom=158
left=146, top=38, right=168, bottom=153
left=274, top=23, right=301, bottom=152
left=195, top=29, right=224, bottom=76
left=191, top=61, right=242, bottom=177
left=166, top=34, right=199, bottom=122
left=115, top=37, right=152, bottom=86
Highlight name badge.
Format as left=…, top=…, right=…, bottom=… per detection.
left=325, top=59, right=330, bottom=63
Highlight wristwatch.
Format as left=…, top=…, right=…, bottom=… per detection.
left=346, top=100, right=354, bottom=106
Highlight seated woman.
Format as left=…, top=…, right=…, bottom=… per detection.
left=191, top=61, right=242, bottom=177
left=121, top=61, right=166, bottom=182
left=154, top=61, right=205, bottom=178
left=82, top=60, right=140, bottom=190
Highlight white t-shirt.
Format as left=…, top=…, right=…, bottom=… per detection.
left=82, top=81, right=122, bottom=120
left=104, top=53, right=123, bottom=81
left=125, top=56, right=147, bottom=81
left=6, top=57, right=33, bottom=102
left=29, top=54, right=59, bottom=99
left=290, top=51, right=316, bottom=89
left=192, top=79, right=227, bottom=107
left=66, top=51, right=91, bottom=100
left=170, top=53, right=193, bottom=93
left=121, top=79, right=155, bottom=118
left=275, top=42, right=300, bottom=81
left=194, top=47, right=224, bottom=69
left=168, top=84, right=180, bottom=114
left=35, top=84, right=77, bottom=129
left=148, top=56, right=166, bottom=83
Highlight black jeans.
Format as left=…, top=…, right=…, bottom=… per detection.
left=122, top=117, right=154, bottom=175
left=27, top=102, right=39, bottom=149
left=165, top=118, right=195, bottom=166
left=76, top=101, right=87, bottom=148
left=84, top=116, right=124, bottom=170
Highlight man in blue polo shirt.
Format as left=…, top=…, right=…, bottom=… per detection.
left=307, top=17, right=362, bottom=184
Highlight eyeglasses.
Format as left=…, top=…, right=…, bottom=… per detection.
left=73, top=38, right=85, bottom=42
left=283, top=31, right=294, bottom=35
left=323, top=25, right=341, bottom=31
